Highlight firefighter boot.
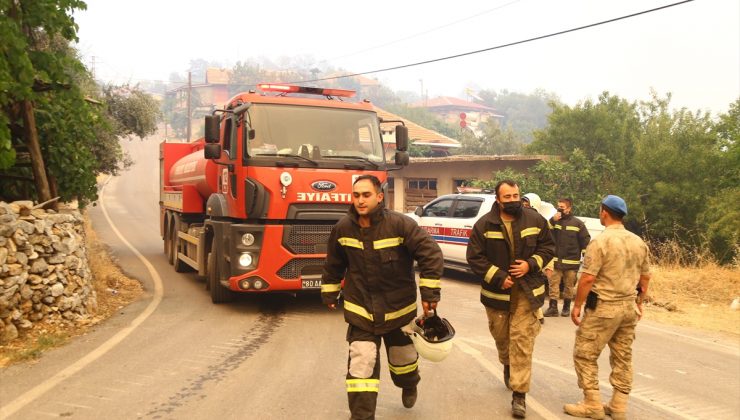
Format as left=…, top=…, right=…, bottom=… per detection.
left=401, top=387, right=417, bottom=408
left=561, top=299, right=572, bottom=317
left=504, top=364, right=511, bottom=389
left=563, top=390, right=605, bottom=419
left=544, top=299, right=559, bottom=317
left=512, top=392, right=526, bottom=418
left=603, top=390, right=628, bottom=420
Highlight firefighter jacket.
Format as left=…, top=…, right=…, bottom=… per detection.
left=321, top=205, right=444, bottom=335
left=466, top=206, right=555, bottom=311
left=549, top=214, right=590, bottom=270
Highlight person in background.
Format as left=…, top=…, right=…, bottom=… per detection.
left=564, top=195, right=651, bottom=420
left=545, top=198, right=590, bottom=317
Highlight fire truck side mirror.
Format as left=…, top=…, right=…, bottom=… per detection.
left=395, top=151, right=409, bottom=166
left=395, top=125, right=409, bottom=151
left=204, top=143, right=221, bottom=159
left=205, top=115, right=221, bottom=143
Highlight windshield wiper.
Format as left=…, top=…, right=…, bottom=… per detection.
left=323, top=155, right=380, bottom=169
left=255, top=153, right=318, bottom=166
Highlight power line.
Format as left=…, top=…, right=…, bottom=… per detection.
left=328, top=0, right=523, bottom=62
left=293, top=0, right=696, bottom=85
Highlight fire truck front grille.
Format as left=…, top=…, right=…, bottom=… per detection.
left=283, top=224, right=333, bottom=254
left=277, top=258, right=326, bottom=279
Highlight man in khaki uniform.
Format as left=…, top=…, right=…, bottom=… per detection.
left=564, top=195, right=651, bottom=420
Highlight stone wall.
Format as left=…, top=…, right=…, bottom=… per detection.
left=0, top=201, right=97, bottom=344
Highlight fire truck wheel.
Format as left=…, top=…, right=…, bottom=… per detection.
left=208, top=247, right=234, bottom=304
left=164, top=213, right=173, bottom=265
left=170, top=214, right=182, bottom=266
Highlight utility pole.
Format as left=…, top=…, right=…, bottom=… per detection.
left=419, top=79, right=424, bottom=103
left=91, top=56, right=96, bottom=80
left=186, top=71, right=192, bottom=142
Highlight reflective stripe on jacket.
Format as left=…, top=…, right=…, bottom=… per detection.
left=321, top=206, right=443, bottom=335
left=466, top=206, right=555, bottom=311
left=549, top=214, right=590, bottom=270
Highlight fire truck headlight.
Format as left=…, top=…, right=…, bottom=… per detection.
left=238, top=252, right=254, bottom=267
left=241, top=233, right=255, bottom=246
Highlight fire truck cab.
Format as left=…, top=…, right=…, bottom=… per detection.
left=160, top=84, right=409, bottom=302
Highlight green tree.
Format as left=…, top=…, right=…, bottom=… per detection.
left=102, top=84, right=161, bottom=139
left=630, top=94, right=723, bottom=242
left=459, top=119, right=524, bottom=155
left=1, top=1, right=160, bottom=206
left=1, top=0, right=88, bottom=202
left=528, top=92, right=640, bottom=177
left=478, top=88, right=557, bottom=143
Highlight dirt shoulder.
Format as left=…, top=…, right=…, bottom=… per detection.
left=643, top=264, right=740, bottom=336
left=0, top=214, right=143, bottom=366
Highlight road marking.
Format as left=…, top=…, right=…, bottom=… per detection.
left=458, top=337, right=700, bottom=420
left=31, top=410, right=63, bottom=418
left=454, top=339, right=560, bottom=420
left=636, top=372, right=655, bottom=379
left=56, top=402, right=92, bottom=409
left=675, top=369, right=687, bottom=375
left=0, top=176, right=165, bottom=420
left=639, top=323, right=739, bottom=353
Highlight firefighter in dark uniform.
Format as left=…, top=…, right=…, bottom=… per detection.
left=322, top=175, right=444, bottom=420
left=545, top=198, right=590, bottom=317
left=466, top=179, right=555, bottom=418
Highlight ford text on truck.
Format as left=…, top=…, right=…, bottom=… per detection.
left=160, top=84, right=409, bottom=302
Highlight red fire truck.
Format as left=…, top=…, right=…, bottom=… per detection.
left=159, top=84, right=409, bottom=303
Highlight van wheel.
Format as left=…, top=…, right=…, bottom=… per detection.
left=208, top=245, right=234, bottom=304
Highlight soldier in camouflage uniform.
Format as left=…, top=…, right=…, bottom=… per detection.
left=564, top=195, right=651, bottom=420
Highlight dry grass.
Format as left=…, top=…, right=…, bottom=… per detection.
left=642, top=240, right=740, bottom=336
left=0, top=212, right=143, bottom=366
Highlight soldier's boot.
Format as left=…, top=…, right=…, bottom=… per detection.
left=603, top=391, right=628, bottom=420
left=563, top=390, right=606, bottom=419
left=512, top=391, right=526, bottom=418
left=561, top=299, right=572, bottom=317
left=503, top=364, right=511, bottom=390
left=401, top=387, right=417, bottom=408
left=544, top=299, right=559, bottom=317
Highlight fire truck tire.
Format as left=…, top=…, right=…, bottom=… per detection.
left=208, top=247, right=234, bottom=304
left=164, top=213, right=173, bottom=265
left=170, top=213, right=183, bottom=267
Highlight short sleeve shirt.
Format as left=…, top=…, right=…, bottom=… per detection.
left=581, top=224, right=651, bottom=301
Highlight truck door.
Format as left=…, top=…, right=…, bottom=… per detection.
left=221, top=116, right=239, bottom=212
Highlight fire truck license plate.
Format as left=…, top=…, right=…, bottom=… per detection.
left=301, top=279, right=321, bottom=289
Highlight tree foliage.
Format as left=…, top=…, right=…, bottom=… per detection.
left=1, top=1, right=160, bottom=206
left=478, top=89, right=557, bottom=143
left=471, top=92, right=739, bottom=263
left=458, top=119, right=524, bottom=156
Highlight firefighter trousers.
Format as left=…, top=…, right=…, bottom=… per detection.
left=485, top=289, right=541, bottom=393
left=549, top=268, right=577, bottom=300
left=345, top=324, right=420, bottom=420
left=573, top=299, right=639, bottom=394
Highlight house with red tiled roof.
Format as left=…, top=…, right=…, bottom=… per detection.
left=374, top=107, right=460, bottom=159
left=412, top=96, right=503, bottom=136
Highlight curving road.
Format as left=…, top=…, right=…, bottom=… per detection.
left=1, top=134, right=738, bottom=420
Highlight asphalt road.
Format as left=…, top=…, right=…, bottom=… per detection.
left=1, top=134, right=738, bottom=420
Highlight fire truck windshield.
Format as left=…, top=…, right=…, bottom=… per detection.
left=246, top=104, right=385, bottom=165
